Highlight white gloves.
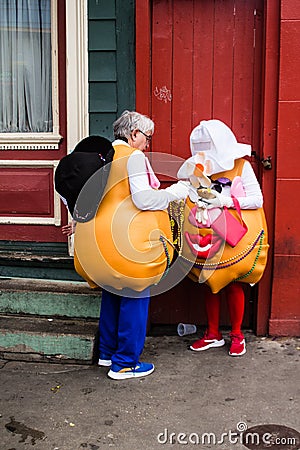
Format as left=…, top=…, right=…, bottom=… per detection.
left=198, top=189, right=233, bottom=209
left=195, top=201, right=209, bottom=225
left=168, top=183, right=233, bottom=210
left=166, top=180, right=190, bottom=200
left=188, top=185, right=200, bottom=203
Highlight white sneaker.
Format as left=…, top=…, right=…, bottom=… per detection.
left=98, top=358, right=112, bottom=367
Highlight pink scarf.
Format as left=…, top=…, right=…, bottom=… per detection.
left=145, top=156, right=160, bottom=189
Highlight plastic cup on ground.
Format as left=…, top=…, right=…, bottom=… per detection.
left=177, top=323, right=197, bottom=336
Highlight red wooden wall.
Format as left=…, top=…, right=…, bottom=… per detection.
left=269, top=0, right=300, bottom=336
left=138, top=0, right=264, bottom=161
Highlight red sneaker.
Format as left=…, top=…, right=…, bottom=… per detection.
left=229, top=332, right=246, bottom=356
left=190, top=330, right=225, bottom=352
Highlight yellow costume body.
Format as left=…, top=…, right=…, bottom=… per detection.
left=180, top=159, right=269, bottom=293
left=74, top=144, right=173, bottom=291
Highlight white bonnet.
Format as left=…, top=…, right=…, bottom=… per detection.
left=189, top=119, right=251, bottom=174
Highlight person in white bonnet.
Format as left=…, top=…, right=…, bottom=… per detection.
left=187, top=119, right=263, bottom=356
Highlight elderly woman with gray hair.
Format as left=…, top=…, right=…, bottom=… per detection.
left=74, top=110, right=188, bottom=380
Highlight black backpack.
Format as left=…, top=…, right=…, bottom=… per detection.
left=55, top=136, right=115, bottom=222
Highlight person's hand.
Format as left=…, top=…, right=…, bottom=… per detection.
left=61, top=220, right=76, bottom=236
left=188, top=184, right=200, bottom=203
left=167, top=180, right=190, bottom=200
left=201, top=189, right=233, bottom=209
left=176, top=180, right=190, bottom=198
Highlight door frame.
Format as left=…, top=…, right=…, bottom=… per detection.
left=65, top=0, right=89, bottom=254
left=65, top=0, right=89, bottom=152
left=136, top=0, right=279, bottom=335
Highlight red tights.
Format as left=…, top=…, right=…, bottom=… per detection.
left=205, top=283, right=245, bottom=335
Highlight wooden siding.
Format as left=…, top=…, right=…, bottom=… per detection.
left=88, top=0, right=135, bottom=138
left=269, top=0, right=300, bottom=336
left=138, top=0, right=264, bottom=162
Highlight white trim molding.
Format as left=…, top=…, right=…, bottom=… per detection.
left=66, top=0, right=89, bottom=153
left=65, top=0, right=88, bottom=255
left=0, top=160, right=61, bottom=226
left=0, top=134, right=62, bottom=150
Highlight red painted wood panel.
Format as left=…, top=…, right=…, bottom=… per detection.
left=279, top=20, right=300, bottom=101
left=150, top=277, right=252, bottom=328
left=150, top=278, right=206, bottom=326
left=257, top=0, right=280, bottom=335
left=149, top=0, right=264, bottom=159
left=252, top=2, right=264, bottom=158
left=281, top=0, right=300, bottom=20
left=232, top=1, right=255, bottom=144
left=151, top=0, right=173, bottom=155
left=192, top=1, right=214, bottom=126
left=274, top=179, right=300, bottom=255
left=271, top=256, right=300, bottom=320
left=171, top=0, right=194, bottom=159
left=212, top=0, right=235, bottom=123
left=0, top=168, right=53, bottom=216
left=0, top=223, right=65, bottom=242
left=269, top=2, right=300, bottom=336
left=277, top=102, right=300, bottom=178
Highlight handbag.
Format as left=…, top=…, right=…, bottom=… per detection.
left=210, top=196, right=248, bottom=247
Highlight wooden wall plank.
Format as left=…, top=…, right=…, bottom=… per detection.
left=89, top=52, right=116, bottom=81
left=252, top=2, right=264, bottom=160
left=192, top=0, right=214, bottom=126
left=212, top=0, right=235, bottom=123
left=171, top=0, right=194, bottom=159
left=277, top=102, right=300, bottom=178
left=151, top=0, right=173, bottom=154
left=88, top=0, right=115, bottom=19
left=88, top=20, right=116, bottom=51
left=274, top=179, right=300, bottom=255
left=89, top=112, right=116, bottom=136
left=89, top=82, right=117, bottom=112
left=232, top=0, right=255, bottom=144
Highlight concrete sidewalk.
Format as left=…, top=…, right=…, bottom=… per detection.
left=0, top=332, right=299, bottom=450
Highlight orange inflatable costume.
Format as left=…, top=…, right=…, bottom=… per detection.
left=177, top=120, right=269, bottom=294
left=74, top=143, right=173, bottom=292
left=179, top=158, right=269, bottom=294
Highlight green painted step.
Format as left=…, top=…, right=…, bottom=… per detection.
left=0, top=315, right=98, bottom=363
left=0, top=241, right=82, bottom=281
left=0, top=252, right=82, bottom=281
left=0, top=277, right=101, bottom=319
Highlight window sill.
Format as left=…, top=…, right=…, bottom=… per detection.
left=0, top=133, right=63, bottom=150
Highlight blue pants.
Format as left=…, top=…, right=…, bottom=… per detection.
left=99, top=287, right=150, bottom=368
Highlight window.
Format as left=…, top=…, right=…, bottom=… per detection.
left=0, top=0, right=61, bottom=149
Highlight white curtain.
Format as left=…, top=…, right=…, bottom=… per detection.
left=0, top=0, right=52, bottom=132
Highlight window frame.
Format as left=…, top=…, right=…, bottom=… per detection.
left=0, top=0, right=62, bottom=150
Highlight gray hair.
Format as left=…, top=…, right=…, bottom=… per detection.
left=113, top=110, right=154, bottom=139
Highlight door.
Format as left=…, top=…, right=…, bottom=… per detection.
left=136, top=0, right=265, bottom=328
